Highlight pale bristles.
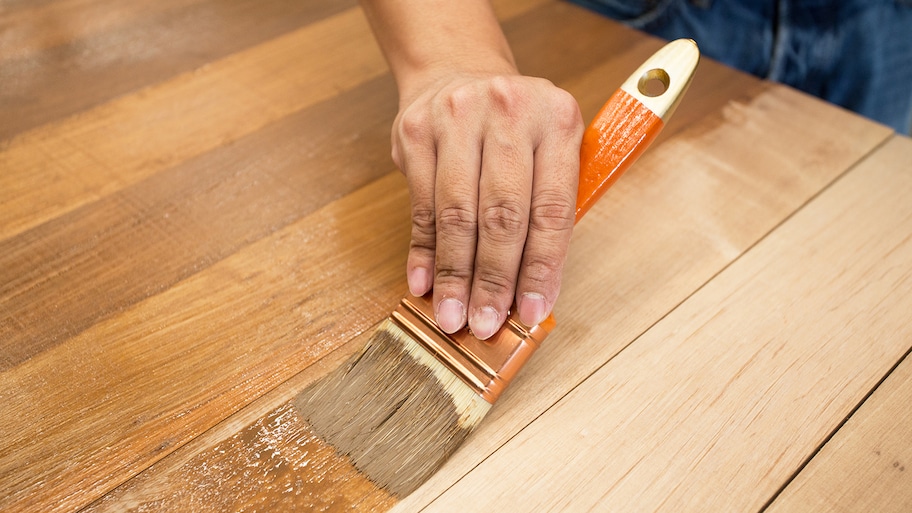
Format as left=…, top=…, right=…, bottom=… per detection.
left=380, top=318, right=492, bottom=430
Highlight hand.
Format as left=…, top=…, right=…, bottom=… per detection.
left=392, top=72, right=584, bottom=339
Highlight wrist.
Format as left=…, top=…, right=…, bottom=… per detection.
left=395, top=54, right=520, bottom=106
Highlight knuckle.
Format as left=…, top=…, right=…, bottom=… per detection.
left=480, top=202, right=527, bottom=237
left=443, top=86, right=474, bottom=119
left=410, top=206, right=436, bottom=244
left=474, top=267, right=516, bottom=297
left=435, top=264, right=473, bottom=283
left=529, top=196, right=575, bottom=233
left=437, top=204, right=477, bottom=237
left=488, top=76, right=523, bottom=114
left=550, top=91, right=584, bottom=132
left=397, top=108, right=433, bottom=143
left=488, top=77, right=540, bottom=124
left=522, top=254, right=564, bottom=286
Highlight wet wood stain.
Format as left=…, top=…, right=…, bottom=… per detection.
left=87, top=403, right=396, bottom=512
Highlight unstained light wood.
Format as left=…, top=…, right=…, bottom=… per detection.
left=416, top=134, right=912, bottom=512
left=765, top=137, right=912, bottom=513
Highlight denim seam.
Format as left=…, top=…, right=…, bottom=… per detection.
left=766, top=0, right=788, bottom=81
left=624, top=0, right=679, bottom=29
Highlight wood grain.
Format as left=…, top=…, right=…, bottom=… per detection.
left=81, top=329, right=392, bottom=511
left=92, top=403, right=397, bottom=511
left=83, top=76, right=891, bottom=513
left=0, top=2, right=643, bottom=372
left=417, top=119, right=912, bottom=513
left=0, top=2, right=603, bottom=510
left=765, top=136, right=912, bottom=513
left=0, top=0, right=355, bottom=139
left=0, top=6, right=386, bottom=241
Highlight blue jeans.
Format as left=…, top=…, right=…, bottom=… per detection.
left=571, top=0, right=912, bottom=133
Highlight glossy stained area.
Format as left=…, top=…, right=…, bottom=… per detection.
left=87, top=404, right=397, bottom=511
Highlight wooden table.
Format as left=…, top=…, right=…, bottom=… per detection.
left=2, top=0, right=910, bottom=511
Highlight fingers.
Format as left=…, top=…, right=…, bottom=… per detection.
left=516, top=90, right=583, bottom=327
left=430, top=89, right=482, bottom=334
left=467, top=82, right=534, bottom=339
left=468, top=82, right=582, bottom=336
left=394, top=106, right=438, bottom=298
left=393, top=75, right=583, bottom=339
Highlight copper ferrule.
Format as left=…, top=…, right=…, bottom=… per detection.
left=390, top=293, right=555, bottom=404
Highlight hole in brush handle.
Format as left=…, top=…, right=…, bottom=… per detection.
left=638, top=68, right=671, bottom=97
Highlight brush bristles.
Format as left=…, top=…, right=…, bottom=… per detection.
left=294, top=318, right=492, bottom=497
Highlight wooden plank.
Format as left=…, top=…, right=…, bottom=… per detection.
left=0, top=6, right=387, bottom=241
left=1, top=2, right=898, bottom=511
left=1, top=0, right=209, bottom=62
left=764, top=139, right=912, bottom=513
left=0, top=0, right=355, bottom=139
left=416, top=136, right=912, bottom=511
left=0, top=0, right=597, bottom=245
left=0, top=3, right=621, bottom=510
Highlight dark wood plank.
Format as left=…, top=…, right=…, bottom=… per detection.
left=0, top=7, right=388, bottom=242
left=85, top=337, right=400, bottom=512
left=0, top=0, right=356, bottom=140
left=0, top=74, right=398, bottom=371
left=1, top=0, right=195, bottom=60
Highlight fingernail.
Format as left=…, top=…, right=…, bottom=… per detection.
left=436, top=298, right=466, bottom=334
left=408, top=267, right=431, bottom=296
left=470, top=306, right=500, bottom=340
left=519, top=293, right=548, bottom=326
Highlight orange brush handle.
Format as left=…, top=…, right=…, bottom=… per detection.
left=576, top=89, right=663, bottom=222
left=573, top=38, right=700, bottom=222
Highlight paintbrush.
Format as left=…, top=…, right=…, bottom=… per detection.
left=295, top=38, right=700, bottom=498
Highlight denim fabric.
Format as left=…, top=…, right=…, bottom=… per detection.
left=571, top=0, right=912, bottom=133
